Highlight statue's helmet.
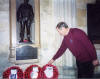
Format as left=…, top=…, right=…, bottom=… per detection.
left=24, top=0, right=29, bottom=3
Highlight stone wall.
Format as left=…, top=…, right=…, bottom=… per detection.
left=76, top=0, right=96, bottom=32
left=0, top=0, right=12, bottom=77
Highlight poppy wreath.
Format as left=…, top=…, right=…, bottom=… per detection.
left=3, top=66, right=23, bottom=79
left=24, top=65, right=42, bottom=79
left=42, top=64, right=59, bottom=79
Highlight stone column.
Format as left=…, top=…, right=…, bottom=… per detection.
left=52, top=0, right=76, bottom=67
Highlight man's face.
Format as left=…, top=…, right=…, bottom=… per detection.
left=56, top=27, right=66, bottom=36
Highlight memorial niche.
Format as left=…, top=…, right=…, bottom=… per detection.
left=16, top=0, right=35, bottom=43
left=9, top=0, right=40, bottom=63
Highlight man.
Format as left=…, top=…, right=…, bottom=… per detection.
left=17, top=0, right=34, bottom=42
left=48, top=22, right=99, bottom=78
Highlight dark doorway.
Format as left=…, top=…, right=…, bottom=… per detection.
left=87, top=1, right=100, bottom=44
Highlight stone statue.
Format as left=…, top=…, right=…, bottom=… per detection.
left=17, top=0, right=34, bottom=42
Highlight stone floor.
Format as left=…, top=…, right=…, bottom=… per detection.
left=58, top=66, right=77, bottom=79
left=58, top=66, right=100, bottom=79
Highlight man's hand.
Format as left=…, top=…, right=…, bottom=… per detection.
left=92, top=59, right=99, bottom=66
left=48, top=59, right=54, bottom=64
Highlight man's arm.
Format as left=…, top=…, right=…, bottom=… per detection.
left=48, top=38, right=67, bottom=64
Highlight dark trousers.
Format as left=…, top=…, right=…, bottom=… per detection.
left=76, top=60, right=94, bottom=79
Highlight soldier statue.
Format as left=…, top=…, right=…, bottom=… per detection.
left=17, top=0, right=34, bottom=42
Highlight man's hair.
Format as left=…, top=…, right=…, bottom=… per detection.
left=56, top=22, right=68, bottom=29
